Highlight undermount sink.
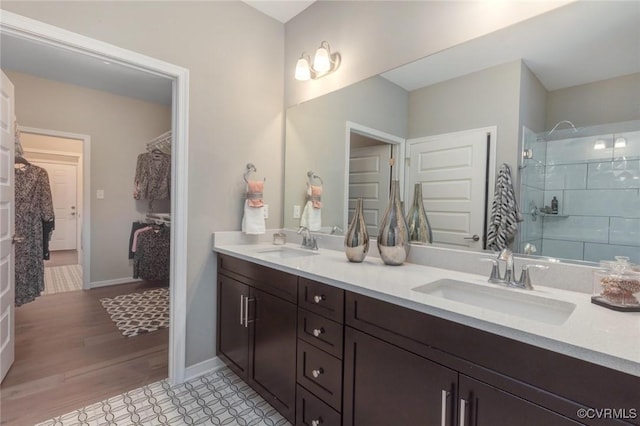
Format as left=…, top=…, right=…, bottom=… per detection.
left=412, top=279, right=576, bottom=325
left=256, top=246, right=319, bottom=259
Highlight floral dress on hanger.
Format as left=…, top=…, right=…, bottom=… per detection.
left=15, top=163, right=54, bottom=306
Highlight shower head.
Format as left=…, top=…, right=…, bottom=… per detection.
left=547, top=120, right=578, bottom=138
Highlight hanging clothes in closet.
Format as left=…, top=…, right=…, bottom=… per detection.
left=14, top=162, right=55, bottom=306
left=133, top=149, right=171, bottom=202
left=132, top=223, right=170, bottom=281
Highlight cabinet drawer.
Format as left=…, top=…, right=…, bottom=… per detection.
left=297, top=385, right=341, bottom=426
left=297, top=340, right=343, bottom=412
left=218, top=254, right=297, bottom=302
left=298, top=309, right=344, bottom=359
left=299, top=278, right=344, bottom=322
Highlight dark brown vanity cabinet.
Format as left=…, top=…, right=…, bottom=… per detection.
left=343, top=327, right=458, bottom=426
left=217, top=255, right=298, bottom=423
left=296, top=277, right=345, bottom=426
left=458, top=375, right=581, bottom=426
left=217, top=255, right=640, bottom=426
left=344, top=290, right=640, bottom=426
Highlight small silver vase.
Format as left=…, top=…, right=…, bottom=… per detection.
left=344, top=198, right=369, bottom=262
left=406, top=183, right=433, bottom=244
left=377, top=180, right=410, bottom=265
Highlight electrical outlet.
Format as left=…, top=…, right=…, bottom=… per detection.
left=96, top=189, right=105, bottom=199
left=263, top=204, right=269, bottom=219
left=293, top=205, right=301, bottom=219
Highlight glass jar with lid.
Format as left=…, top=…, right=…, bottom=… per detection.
left=592, top=256, right=640, bottom=311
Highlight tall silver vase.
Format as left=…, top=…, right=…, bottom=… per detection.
left=344, top=198, right=369, bottom=262
left=406, top=183, right=433, bottom=244
left=377, top=180, right=410, bottom=265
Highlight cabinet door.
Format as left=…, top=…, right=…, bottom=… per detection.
left=217, top=275, right=250, bottom=379
left=250, top=288, right=297, bottom=423
left=458, top=375, right=582, bottom=426
left=343, top=327, right=458, bottom=426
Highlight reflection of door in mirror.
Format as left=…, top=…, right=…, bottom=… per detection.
left=406, top=127, right=495, bottom=250
left=349, top=133, right=392, bottom=237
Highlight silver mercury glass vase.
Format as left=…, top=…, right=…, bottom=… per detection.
left=377, top=180, right=410, bottom=265
left=344, top=198, right=369, bottom=262
left=406, top=183, right=433, bottom=244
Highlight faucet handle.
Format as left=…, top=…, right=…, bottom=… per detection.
left=480, top=258, right=502, bottom=283
left=517, top=264, right=548, bottom=290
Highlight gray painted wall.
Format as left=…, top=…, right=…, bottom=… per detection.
left=408, top=60, right=522, bottom=171
left=546, top=72, right=640, bottom=129
left=284, top=1, right=568, bottom=106
left=7, top=71, right=171, bottom=283
left=1, top=1, right=284, bottom=367
left=284, top=76, right=408, bottom=230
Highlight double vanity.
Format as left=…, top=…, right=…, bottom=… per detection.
left=213, top=231, right=640, bottom=426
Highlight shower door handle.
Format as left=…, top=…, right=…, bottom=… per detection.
left=464, top=235, right=480, bottom=242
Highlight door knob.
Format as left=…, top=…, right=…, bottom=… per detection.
left=464, top=234, right=480, bottom=241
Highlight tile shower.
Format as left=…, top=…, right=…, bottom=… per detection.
left=519, top=121, right=640, bottom=264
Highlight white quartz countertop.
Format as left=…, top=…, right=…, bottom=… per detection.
left=213, top=238, right=640, bottom=377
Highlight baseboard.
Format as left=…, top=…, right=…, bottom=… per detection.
left=89, top=277, right=143, bottom=288
left=184, top=357, right=226, bottom=382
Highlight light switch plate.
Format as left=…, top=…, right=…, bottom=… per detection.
left=96, top=189, right=105, bottom=199
left=293, top=205, right=301, bottom=219
left=263, top=204, right=269, bottom=219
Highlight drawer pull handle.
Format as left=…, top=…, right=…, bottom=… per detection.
left=312, top=328, right=324, bottom=337
left=311, top=419, right=323, bottom=426
left=311, top=368, right=324, bottom=378
left=313, top=294, right=325, bottom=303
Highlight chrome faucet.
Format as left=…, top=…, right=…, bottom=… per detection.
left=498, top=248, right=515, bottom=284
left=297, top=226, right=319, bottom=250
left=482, top=248, right=547, bottom=290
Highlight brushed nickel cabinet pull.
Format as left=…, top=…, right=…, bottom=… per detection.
left=441, top=390, right=450, bottom=426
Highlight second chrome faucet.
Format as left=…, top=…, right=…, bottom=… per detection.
left=483, top=248, right=547, bottom=290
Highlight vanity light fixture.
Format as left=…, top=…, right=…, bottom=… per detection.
left=593, top=140, right=607, bottom=150
left=295, top=41, right=341, bottom=81
left=614, top=137, right=627, bottom=148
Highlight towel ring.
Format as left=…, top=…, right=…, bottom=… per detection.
left=243, top=163, right=265, bottom=183
left=307, top=171, right=323, bottom=186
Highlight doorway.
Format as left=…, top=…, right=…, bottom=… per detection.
left=0, top=10, right=189, bottom=389
left=20, top=128, right=86, bottom=295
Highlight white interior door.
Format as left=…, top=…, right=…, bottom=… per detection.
left=407, top=128, right=490, bottom=249
left=349, top=144, right=392, bottom=236
left=0, top=70, right=16, bottom=382
left=32, top=161, right=77, bottom=251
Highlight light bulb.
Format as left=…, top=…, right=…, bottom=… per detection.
left=295, top=56, right=311, bottom=81
left=313, top=44, right=331, bottom=73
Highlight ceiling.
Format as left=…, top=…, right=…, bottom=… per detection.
left=0, top=33, right=174, bottom=105
left=1, top=1, right=637, bottom=107
left=242, top=0, right=315, bottom=23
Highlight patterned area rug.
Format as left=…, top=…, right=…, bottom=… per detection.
left=36, top=365, right=290, bottom=426
left=43, top=264, right=83, bottom=295
left=100, top=287, right=169, bottom=337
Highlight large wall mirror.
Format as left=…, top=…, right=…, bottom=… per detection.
left=284, top=1, right=640, bottom=263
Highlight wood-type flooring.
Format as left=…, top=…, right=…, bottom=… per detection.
left=0, top=281, right=169, bottom=426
